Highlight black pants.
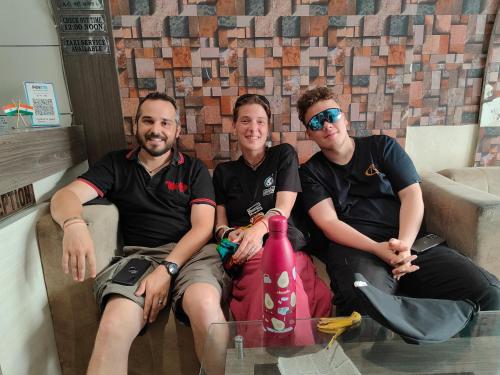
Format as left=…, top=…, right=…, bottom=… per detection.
left=315, top=233, right=500, bottom=316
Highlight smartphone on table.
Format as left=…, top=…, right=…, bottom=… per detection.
left=112, top=258, right=151, bottom=286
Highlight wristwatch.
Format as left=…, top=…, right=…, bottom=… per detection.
left=160, top=260, right=179, bottom=277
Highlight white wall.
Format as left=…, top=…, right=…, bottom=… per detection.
left=0, top=0, right=72, bottom=129
left=0, top=1, right=81, bottom=373
left=0, top=162, right=88, bottom=375
left=405, top=124, right=478, bottom=174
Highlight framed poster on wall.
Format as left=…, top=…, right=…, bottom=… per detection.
left=24, top=82, right=60, bottom=127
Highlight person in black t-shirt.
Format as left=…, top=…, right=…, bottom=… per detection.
left=50, top=93, right=230, bottom=373
left=212, top=94, right=332, bottom=322
left=297, top=86, right=499, bottom=316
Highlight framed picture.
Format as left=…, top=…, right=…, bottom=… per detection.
left=474, top=127, right=500, bottom=167
left=23, top=82, right=60, bottom=127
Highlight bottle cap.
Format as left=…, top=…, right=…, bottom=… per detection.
left=269, top=215, right=287, bottom=232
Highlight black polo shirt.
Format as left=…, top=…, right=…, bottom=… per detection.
left=213, top=143, right=301, bottom=227
left=78, top=147, right=215, bottom=247
left=300, top=135, right=420, bottom=235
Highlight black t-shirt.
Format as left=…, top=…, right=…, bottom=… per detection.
left=300, top=135, right=420, bottom=235
left=213, top=143, right=301, bottom=227
left=78, top=148, right=215, bottom=247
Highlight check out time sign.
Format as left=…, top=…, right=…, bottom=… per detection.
left=59, top=14, right=107, bottom=33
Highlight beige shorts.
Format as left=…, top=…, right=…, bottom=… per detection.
left=93, top=243, right=231, bottom=324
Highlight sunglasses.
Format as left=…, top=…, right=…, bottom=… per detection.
left=235, top=93, right=270, bottom=107
left=307, top=108, right=342, bottom=131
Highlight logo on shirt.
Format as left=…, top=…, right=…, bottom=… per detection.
left=166, top=181, right=188, bottom=192
left=263, top=175, right=275, bottom=196
left=247, top=202, right=263, bottom=218
left=264, top=175, right=274, bottom=188
left=364, top=163, right=380, bottom=176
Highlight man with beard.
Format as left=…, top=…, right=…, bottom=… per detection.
left=50, top=92, right=229, bottom=374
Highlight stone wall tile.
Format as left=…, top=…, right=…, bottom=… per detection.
left=112, top=2, right=497, bottom=162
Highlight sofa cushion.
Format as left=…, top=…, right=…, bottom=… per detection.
left=438, top=167, right=500, bottom=196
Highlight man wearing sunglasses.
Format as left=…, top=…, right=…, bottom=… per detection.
left=297, top=86, right=500, bottom=316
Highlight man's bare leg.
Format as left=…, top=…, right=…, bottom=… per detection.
left=182, top=283, right=228, bottom=372
left=87, top=296, right=144, bottom=375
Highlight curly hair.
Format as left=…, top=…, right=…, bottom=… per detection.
left=297, top=87, right=337, bottom=125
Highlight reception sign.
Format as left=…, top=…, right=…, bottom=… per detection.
left=0, top=184, right=36, bottom=221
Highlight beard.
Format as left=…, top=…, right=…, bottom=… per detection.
left=136, top=131, right=176, bottom=157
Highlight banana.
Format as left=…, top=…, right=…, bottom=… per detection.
left=317, top=312, right=362, bottom=350
left=316, top=311, right=362, bottom=334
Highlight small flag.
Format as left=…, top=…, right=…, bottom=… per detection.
left=2, top=99, right=32, bottom=128
left=18, top=103, right=34, bottom=115
left=2, top=104, right=18, bottom=116
left=2, top=103, right=33, bottom=116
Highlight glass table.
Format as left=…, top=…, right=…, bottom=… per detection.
left=200, top=311, right=500, bottom=375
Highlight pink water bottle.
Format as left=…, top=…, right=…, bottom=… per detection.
left=262, top=215, right=296, bottom=333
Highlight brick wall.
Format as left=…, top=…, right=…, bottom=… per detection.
left=110, top=0, right=498, bottom=168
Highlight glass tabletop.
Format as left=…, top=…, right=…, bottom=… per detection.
left=200, top=311, right=500, bottom=375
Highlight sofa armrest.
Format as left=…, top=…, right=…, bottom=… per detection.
left=36, top=204, right=120, bottom=374
left=421, top=172, right=500, bottom=276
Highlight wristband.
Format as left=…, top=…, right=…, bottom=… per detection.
left=215, top=224, right=229, bottom=235
left=63, top=220, right=87, bottom=230
left=266, top=208, right=284, bottom=217
left=257, top=219, right=269, bottom=232
left=221, top=227, right=235, bottom=240
left=62, top=216, right=83, bottom=227
left=62, top=216, right=87, bottom=230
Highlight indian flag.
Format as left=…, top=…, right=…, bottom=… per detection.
left=2, top=104, right=17, bottom=116
left=18, top=103, right=34, bottom=115
left=2, top=103, right=33, bottom=116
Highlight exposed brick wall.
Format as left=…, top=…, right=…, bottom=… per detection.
left=110, top=0, right=498, bottom=168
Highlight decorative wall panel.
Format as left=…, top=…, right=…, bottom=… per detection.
left=110, top=0, right=498, bottom=167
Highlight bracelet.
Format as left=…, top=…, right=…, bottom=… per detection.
left=215, top=225, right=229, bottom=235
left=62, top=216, right=83, bottom=227
left=266, top=208, right=284, bottom=217
left=221, top=227, right=235, bottom=240
left=63, top=220, right=87, bottom=230
left=257, top=219, right=269, bottom=232
left=62, top=216, right=86, bottom=230
left=251, top=215, right=269, bottom=232
left=215, top=225, right=230, bottom=241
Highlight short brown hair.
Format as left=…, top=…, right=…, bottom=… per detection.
left=297, top=87, right=337, bottom=125
left=233, top=94, right=271, bottom=123
left=135, top=92, right=179, bottom=125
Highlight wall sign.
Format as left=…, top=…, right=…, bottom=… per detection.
left=61, top=36, right=110, bottom=55
left=0, top=185, right=36, bottom=221
left=59, top=14, right=107, bottom=33
left=57, top=0, right=104, bottom=10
